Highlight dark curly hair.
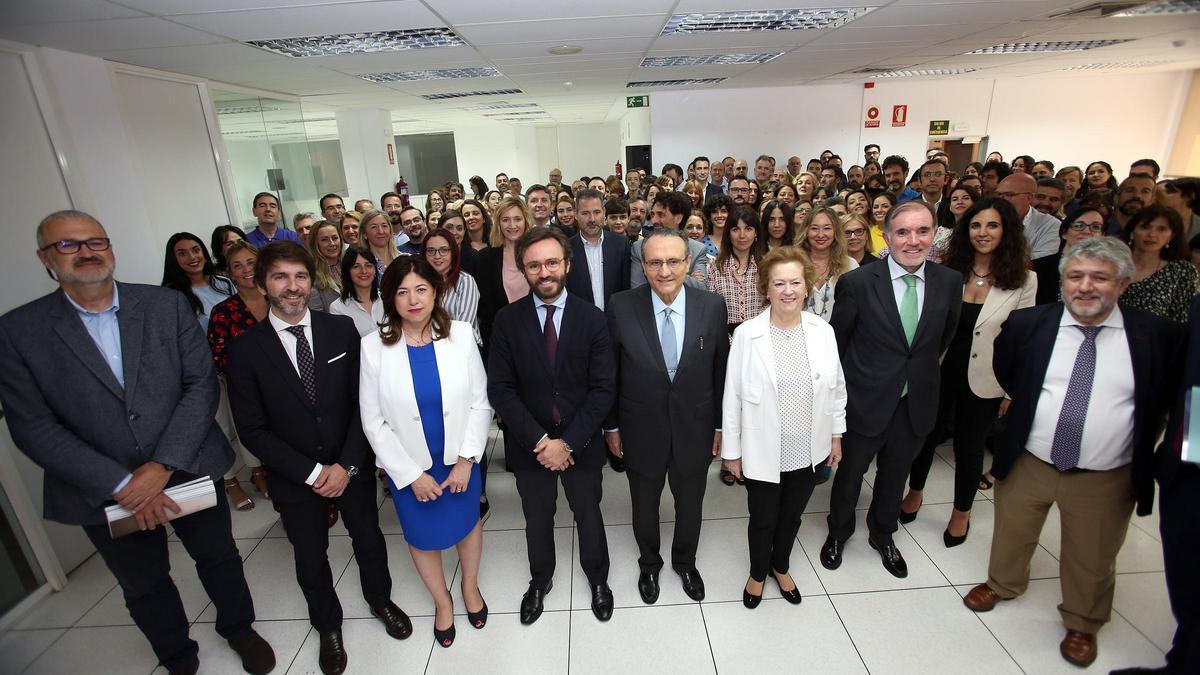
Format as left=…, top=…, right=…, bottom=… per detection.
left=377, top=255, right=452, bottom=346
left=942, top=197, right=1030, bottom=291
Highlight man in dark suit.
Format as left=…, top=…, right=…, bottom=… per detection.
left=605, top=228, right=729, bottom=604
left=487, top=227, right=616, bottom=625
left=566, top=188, right=631, bottom=311
left=822, top=200, right=962, bottom=578
left=0, top=211, right=274, bottom=675
left=962, top=237, right=1182, bottom=668
left=226, top=242, right=411, bottom=675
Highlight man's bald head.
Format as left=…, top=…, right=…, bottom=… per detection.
left=997, top=173, right=1037, bottom=219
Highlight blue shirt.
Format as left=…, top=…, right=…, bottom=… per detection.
left=64, top=284, right=123, bottom=387
left=650, top=287, right=686, bottom=363
left=533, top=289, right=567, bottom=336
left=246, top=226, right=300, bottom=248
left=896, top=187, right=921, bottom=203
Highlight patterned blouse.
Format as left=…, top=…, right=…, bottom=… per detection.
left=706, top=256, right=764, bottom=325
left=1120, top=260, right=1198, bottom=324
left=207, top=294, right=260, bottom=375
left=771, top=322, right=814, bottom=472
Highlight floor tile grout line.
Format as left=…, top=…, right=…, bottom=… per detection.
left=286, top=626, right=314, bottom=675
left=695, top=600, right=719, bottom=674
left=1111, top=605, right=1168, bottom=655
left=566, top=526, right=575, bottom=675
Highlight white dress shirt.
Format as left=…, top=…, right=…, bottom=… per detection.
left=581, top=232, right=606, bottom=310
left=886, top=254, right=926, bottom=318
left=1024, top=208, right=1062, bottom=260
left=267, top=309, right=323, bottom=485
left=329, top=295, right=385, bottom=338
left=1026, top=308, right=1136, bottom=471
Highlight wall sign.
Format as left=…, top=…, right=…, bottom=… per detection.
left=928, top=120, right=949, bottom=136
left=864, top=105, right=880, bottom=128
left=892, top=104, right=908, bottom=127
left=626, top=95, right=649, bottom=108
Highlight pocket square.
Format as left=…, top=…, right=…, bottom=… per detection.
left=327, top=352, right=347, bottom=364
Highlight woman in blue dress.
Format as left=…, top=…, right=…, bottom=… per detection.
left=360, top=256, right=494, bottom=648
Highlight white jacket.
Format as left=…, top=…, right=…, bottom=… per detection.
left=721, top=308, right=847, bottom=483
left=359, top=320, right=493, bottom=489
left=966, top=274, right=1038, bottom=399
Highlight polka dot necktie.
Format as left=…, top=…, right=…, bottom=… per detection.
left=285, top=325, right=317, bottom=406
left=1050, top=325, right=1102, bottom=471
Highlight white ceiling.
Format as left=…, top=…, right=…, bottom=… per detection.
left=2, top=0, right=1199, bottom=138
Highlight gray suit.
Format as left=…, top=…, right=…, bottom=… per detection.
left=629, top=237, right=709, bottom=289
left=0, top=282, right=232, bottom=525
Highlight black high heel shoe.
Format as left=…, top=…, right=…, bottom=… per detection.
left=772, top=571, right=802, bottom=605
left=466, top=593, right=488, bottom=629
left=943, top=522, right=970, bottom=548
left=433, top=621, right=456, bottom=648
left=742, top=579, right=763, bottom=609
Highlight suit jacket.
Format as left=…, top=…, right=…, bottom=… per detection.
left=566, top=233, right=631, bottom=308
left=226, top=310, right=373, bottom=505
left=966, top=274, right=1038, bottom=399
left=606, top=284, right=729, bottom=477
left=630, top=237, right=709, bottom=290
left=830, top=260, right=962, bottom=439
left=1157, top=295, right=1200, bottom=487
left=476, top=246, right=521, bottom=357
left=487, top=293, right=616, bottom=472
left=0, top=283, right=230, bottom=525
left=993, top=303, right=1183, bottom=516
left=1031, top=249, right=1064, bottom=306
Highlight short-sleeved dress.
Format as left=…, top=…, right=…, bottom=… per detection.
left=1120, top=260, right=1198, bottom=324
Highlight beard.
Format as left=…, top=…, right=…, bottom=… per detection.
left=53, top=254, right=115, bottom=285
left=1118, top=199, right=1144, bottom=216
left=266, top=289, right=308, bottom=317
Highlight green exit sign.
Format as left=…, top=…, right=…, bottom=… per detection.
left=929, top=120, right=950, bottom=136
left=627, top=95, right=649, bottom=108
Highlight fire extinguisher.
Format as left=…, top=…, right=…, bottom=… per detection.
left=615, top=160, right=623, bottom=179
left=396, top=176, right=410, bottom=206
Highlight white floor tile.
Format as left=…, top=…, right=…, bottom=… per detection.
left=704, top=596, right=866, bottom=674
left=335, top=534, right=457, bottom=619
left=803, top=474, right=873, bottom=514
left=958, top=579, right=1167, bottom=674
left=1113, top=571, right=1176, bottom=653
left=1130, top=508, right=1161, bottom=542
left=24, top=625, right=159, bottom=675
left=797, top=509, right=947, bottom=594
left=568, top=604, right=714, bottom=675
left=77, top=541, right=215, bottom=627
left=426, top=610, right=568, bottom=675
left=225, top=499, right=283, bottom=541
left=478, top=473, right=574, bottom=532
left=287, top=617, right=435, bottom=674
left=12, top=554, right=116, bottom=630
left=450, top=528, right=570, bottom=616
left=0, top=628, right=64, bottom=674
left=693, top=517, right=824, bottom=604
left=186, top=618, right=310, bottom=675
left=376, top=496, right=403, bottom=536
left=569, top=523, right=692, bottom=610
left=833, top=586, right=1021, bottom=675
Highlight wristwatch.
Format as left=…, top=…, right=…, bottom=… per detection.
left=343, top=465, right=359, bottom=478
left=464, top=456, right=477, bottom=464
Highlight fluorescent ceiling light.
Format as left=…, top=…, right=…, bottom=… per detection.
left=467, top=102, right=540, bottom=110
left=1113, top=0, right=1200, bottom=16
left=360, top=67, right=500, bottom=83
left=216, top=105, right=281, bottom=115
left=661, top=8, right=872, bottom=35
left=1061, top=60, right=1174, bottom=70
left=627, top=78, right=727, bottom=88
left=420, top=88, right=522, bottom=100
left=968, top=39, right=1134, bottom=54
left=641, top=53, right=782, bottom=67
left=248, top=28, right=463, bottom=58
left=870, top=68, right=977, bottom=77
left=482, top=110, right=547, bottom=116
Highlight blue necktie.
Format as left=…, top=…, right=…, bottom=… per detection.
left=661, top=308, right=678, bottom=381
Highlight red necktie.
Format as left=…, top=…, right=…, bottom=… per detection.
left=544, top=305, right=560, bottom=423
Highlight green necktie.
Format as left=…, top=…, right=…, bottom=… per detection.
left=900, top=274, right=918, bottom=396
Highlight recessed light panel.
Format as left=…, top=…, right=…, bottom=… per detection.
left=216, top=105, right=281, bottom=115
left=641, top=53, right=782, bottom=67
left=420, top=88, right=522, bottom=100
left=1113, top=0, right=1200, bottom=16
left=870, top=68, right=977, bottom=77
left=248, top=28, right=463, bottom=58
left=968, top=39, right=1134, bottom=54
left=1061, top=60, right=1174, bottom=70
left=482, top=111, right=548, bottom=117
left=467, top=102, right=540, bottom=110
left=360, top=67, right=500, bottom=83
left=661, top=8, right=872, bottom=35
left=626, top=78, right=727, bottom=88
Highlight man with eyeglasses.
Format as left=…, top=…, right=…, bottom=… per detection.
left=486, top=227, right=616, bottom=625
left=0, top=211, right=276, bottom=675
left=727, top=175, right=752, bottom=206
left=319, top=194, right=346, bottom=222
left=605, top=228, right=729, bottom=605
left=917, top=159, right=948, bottom=209
left=997, top=173, right=1060, bottom=260
left=1032, top=208, right=1106, bottom=305
left=396, top=206, right=427, bottom=255
left=864, top=144, right=880, bottom=165
left=629, top=191, right=709, bottom=289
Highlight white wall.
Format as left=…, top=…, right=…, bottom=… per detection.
left=556, top=123, right=621, bottom=181
left=452, top=121, right=623, bottom=191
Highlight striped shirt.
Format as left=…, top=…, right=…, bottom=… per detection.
left=444, top=272, right=482, bottom=345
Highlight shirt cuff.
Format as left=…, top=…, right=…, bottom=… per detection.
left=112, top=473, right=133, bottom=496
left=603, top=428, right=618, bottom=433
left=304, top=463, right=323, bottom=486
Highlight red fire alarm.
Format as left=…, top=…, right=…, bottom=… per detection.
left=864, top=82, right=875, bottom=89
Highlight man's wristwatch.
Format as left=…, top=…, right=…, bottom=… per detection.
left=562, top=441, right=574, bottom=454
left=343, top=465, right=359, bottom=478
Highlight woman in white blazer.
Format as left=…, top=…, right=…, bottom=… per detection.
left=721, top=246, right=847, bottom=609
left=359, top=256, right=493, bottom=648
left=900, top=198, right=1037, bottom=548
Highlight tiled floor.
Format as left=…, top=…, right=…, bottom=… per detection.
left=1, top=432, right=1175, bottom=674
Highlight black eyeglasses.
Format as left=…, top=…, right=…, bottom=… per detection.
left=40, top=238, right=111, bottom=254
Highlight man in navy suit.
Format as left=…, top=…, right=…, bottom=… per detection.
left=566, top=188, right=631, bottom=311
left=487, top=227, right=616, bottom=625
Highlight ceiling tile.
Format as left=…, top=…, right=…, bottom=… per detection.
left=169, top=1, right=444, bottom=41
left=1, top=16, right=228, bottom=51
left=454, top=15, right=664, bottom=45
left=315, top=47, right=488, bottom=74
left=429, top=0, right=675, bottom=24
left=117, top=0, right=374, bottom=14
left=849, top=2, right=1066, bottom=26
left=0, top=0, right=145, bottom=24
left=97, top=42, right=285, bottom=74
left=474, top=37, right=654, bottom=59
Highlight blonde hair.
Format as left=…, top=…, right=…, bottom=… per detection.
left=796, top=207, right=851, bottom=279
left=840, top=212, right=873, bottom=257
left=359, top=208, right=398, bottom=264
left=757, top=245, right=816, bottom=300
left=307, top=220, right=342, bottom=292
left=489, top=195, right=532, bottom=248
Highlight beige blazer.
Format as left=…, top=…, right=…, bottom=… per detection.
left=721, top=309, right=847, bottom=483
left=968, top=274, right=1038, bottom=398
left=359, top=320, right=493, bottom=489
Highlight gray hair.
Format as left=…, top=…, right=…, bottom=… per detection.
left=37, top=210, right=104, bottom=248
left=292, top=211, right=316, bottom=226
left=642, top=227, right=691, bottom=255
left=1058, top=236, right=1134, bottom=280
left=882, top=199, right=934, bottom=232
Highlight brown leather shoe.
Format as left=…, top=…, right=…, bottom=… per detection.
left=963, top=583, right=1005, bottom=612
left=1060, top=629, right=1097, bottom=667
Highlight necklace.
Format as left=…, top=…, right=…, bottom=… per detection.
left=402, top=325, right=432, bottom=346
left=971, top=267, right=992, bottom=287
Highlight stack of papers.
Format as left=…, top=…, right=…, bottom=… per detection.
left=105, top=476, right=217, bottom=538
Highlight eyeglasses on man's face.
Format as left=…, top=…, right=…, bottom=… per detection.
left=524, top=258, right=562, bottom=274
left=40, top=238, right=111, bottom=254
left=644, top=258, right=686, bottom=271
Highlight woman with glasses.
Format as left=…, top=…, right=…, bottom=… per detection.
left=1030, top=207, right=1106, bottom=306
left=842, top=213, right=879, bottom=267
left=1120, top=204, right=1198, bottom=323
left=798, top=207, right=857, bottom=322
left=423, top=229, right=481, bottom=346
left=425, top=189, right=447, bottom=217
left=793, top=201, right=813, bottom=233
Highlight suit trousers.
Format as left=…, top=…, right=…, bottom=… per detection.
left=514, top=467, right=609, bottom=588
left=827, top=396, right=925, bottom=545
left=277, top=475, right=391, bottom=632
left=1160, top=462, right=1200, bottom=672
left=83, top=477, right=255, bottom=671
left=987, top=451, right=1134, bottom=633
left=745, top=468, right=817, bottom=582
left=627, top=459, right=708, bottom=574
left=907, top=382, right=1002, bottom=512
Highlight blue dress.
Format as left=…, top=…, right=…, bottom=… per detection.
left=388, top=342, right=481, bottom=551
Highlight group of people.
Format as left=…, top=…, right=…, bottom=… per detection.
left=1, top=141, right=1197, bottom=675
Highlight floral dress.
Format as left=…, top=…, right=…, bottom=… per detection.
left=207, top=294, right=260, bottom=374
left=1119, top=260, right=1199, bottom=324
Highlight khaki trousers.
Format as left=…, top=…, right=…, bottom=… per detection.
left=987, top=451, right=1134, bottom=633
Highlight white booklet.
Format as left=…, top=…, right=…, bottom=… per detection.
left=1185, top=387, right=1200, bottom=464
left=105, top=476, right=217, bottom=538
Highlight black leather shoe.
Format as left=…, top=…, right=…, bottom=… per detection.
left=608, top=454, right=626, bottom=472
left=371, top=601, right=413, bottom=640
left=465, top=592, right=488, bottom=629
left=1108, top=667, right=1169, bottom=675
left=433, top=621, right=455, bottom=648
left=519, top=580, right=552, bottom=625
left=742, top=579, right=763, bottom=609
left=228, top=629, right=276, bottom=674
left=898, top=508, right=919, bottom=524
left=167, top=657, right=199, bottom=675
left=869, top=537, right=908, bottom=578
left=317, top=630, right=347, bottom=675
left=676, top=568, right=705, bottom=601
left=590, top=583, right=614, bottom=621
left=772, top=571, right=802, bottom=605
left=637, top=571, right=660, bottom=604
left=820, top=535, right=844, bottom=570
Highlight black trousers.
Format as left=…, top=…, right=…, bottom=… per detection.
left=827, top=396, right=925, bottom=545
left=514, top=467, right=608, bottom=588
left=1160, top=463, right=1200, bottom=673
left=908, top=381, right=1002, bottom=512
left=83, top=476, right=254, bottom=671
left=627, top=459, right=708, bottom=574
left=746, top=468, right=817, bottom=581
left=276, top=475, right=391, bottom=632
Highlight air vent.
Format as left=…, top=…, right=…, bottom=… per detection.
left=967, top=39, right=1135, bottom=54
left=626, top=78, right=726, bottom=88
left=640, top=53, right=782, bottom=67
left=849, top=66, right=906, bottom=74
left=870, top=68, right=977, bottom=77
left=467, top=102, right=540, bottom=110
left=661, top=8, right=873, bottom=34
left=1048, top=2, right=1155, bottom=18
left=1114, top=0, right=1200, bottom=15
left=420, top=88, right=522, bottom=100
left=360, top=67, right=500, bottom=83
left=1060, top=60, right=1174, bottom=70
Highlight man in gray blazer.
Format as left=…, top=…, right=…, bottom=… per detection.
left=0, top=211, right=274, bottom=675
left=630, top=190, right=708, bottom=288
